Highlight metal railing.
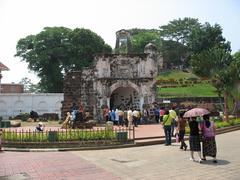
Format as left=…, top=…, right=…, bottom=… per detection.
left=2, top=126, right=135, bottom=147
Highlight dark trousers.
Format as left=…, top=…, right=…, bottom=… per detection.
left=155, top=115, right=160, bottom=123
left=105, top=115, right=109, bottom=122
left=119, top=116, right=124, bottom=126
left=133, top=116, right=138, bottom=127
left=179, top=130, right=187, bottom=149
left=164, top=125, right=172, bottom=145
left=124, top=119, right=129, bottom=127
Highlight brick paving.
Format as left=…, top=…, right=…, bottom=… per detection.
left=0, top=126, right=239, bottom=179
left=5, top=123, right=165, bottom=139
left=73, top=130, right=240, bottom=180
left=0, top=152, right=121, bottom=180
left=134, top=124, right=165, bottom=138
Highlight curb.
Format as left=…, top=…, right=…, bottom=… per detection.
left=2, top=124, right=240, bottom=152
left=3, top=144, right=136, bottom=152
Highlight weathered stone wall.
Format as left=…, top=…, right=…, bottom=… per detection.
left=62, top=42, right=163, bottom=120
left=62, top=70, right=95, bottom=119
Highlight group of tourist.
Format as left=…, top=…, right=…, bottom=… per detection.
left=103, top=106, right=141, bottom=127
left=60, top=104, right=86, bottom=129
left=162, top=107, right=218, bottom=164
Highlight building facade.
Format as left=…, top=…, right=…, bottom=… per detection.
left=1, top=83, right=24, bottom=93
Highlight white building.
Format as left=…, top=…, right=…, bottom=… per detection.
left=0, top=93, right=63, bottom=119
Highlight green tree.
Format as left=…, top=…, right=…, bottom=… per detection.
left=159, top=17, right=201, bottom=45
left=191, top=48, right=234, bottom=120
left=228, top=51, right=240, bottom=115
left=129, top=29, right=160, bottom=54
left=160, top=40, right=189, bottom=68
left=191, top=48, right=232, bottom=77
left=188, top=23, right=231, bottom=53
left=15, top=27, right=112, bottom=93
left=19, top=77, right=41, bottom=93
left=159, top=18, right=201, bottom=68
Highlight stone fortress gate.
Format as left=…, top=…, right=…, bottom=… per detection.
left=62, top=29, right=163, bottom=119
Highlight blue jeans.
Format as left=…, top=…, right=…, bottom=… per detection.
left=164, top=125, right=172, bottom=145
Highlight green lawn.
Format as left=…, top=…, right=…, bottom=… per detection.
left=157, top=70, right=199, bottom=80
left=158, top=83, right=217, bottom=98
left=157, top=70, right=218, bottom=98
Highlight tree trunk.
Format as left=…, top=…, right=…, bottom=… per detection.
left=223, top=91, right=229, bottom=121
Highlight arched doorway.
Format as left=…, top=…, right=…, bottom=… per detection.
left=110, top=87, right=140, bottom=110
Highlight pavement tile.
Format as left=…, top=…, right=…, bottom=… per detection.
left=0, top=152, right=121, bottom=180
left=1, top=126, right=240, bottom=179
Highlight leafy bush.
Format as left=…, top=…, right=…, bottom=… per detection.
left=40, top=113, right=59, bottom=121
left=13, top=113, right=30, bottom=121
left=185, top=118, right=240, bottom=134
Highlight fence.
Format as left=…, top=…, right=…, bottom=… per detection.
left=2, top=126, right=135, bottom=148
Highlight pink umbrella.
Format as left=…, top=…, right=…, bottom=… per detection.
left=183, top=108, right=210, bottom=118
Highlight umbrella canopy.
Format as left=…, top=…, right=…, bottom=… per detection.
left=183, top=108, right=210, bottom=118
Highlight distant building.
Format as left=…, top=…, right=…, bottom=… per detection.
left=0, top=62, right=10, bottom=93
left=1, top=83, right=24, bottom=93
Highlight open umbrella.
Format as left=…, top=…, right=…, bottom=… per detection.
left=183, top=108, right=210, bottom=118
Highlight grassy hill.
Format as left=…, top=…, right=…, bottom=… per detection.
left=157, top=70, right=199, bottom=80
left=157, top=70, right=218, bottom=98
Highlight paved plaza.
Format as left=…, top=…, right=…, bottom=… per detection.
left=0, top=130, right=240, bottom=179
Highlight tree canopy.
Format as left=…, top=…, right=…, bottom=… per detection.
left=129, top=29, right=160, bottom=54
left=15, top=27, right=112, bottom=93
left=159, top=17, right=201, bottom=45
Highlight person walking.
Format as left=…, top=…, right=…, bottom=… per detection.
left=177, top=112, right=187, bottom=150
left=110, top=110, right=115, bottom=122
left=163, top=110, right=173, bottom=146
left=132, top=109, right=139, bottom=127
left=169, top=107, right=177, bottom=137
left=127, top=108, right=133, bottom=127
left=201, top=114, right=218, bottom=163
left=188, top=117, right=202, bottom=163
left=154, top=107, right=160, bottom=123
left=159, top=107, right=165, bottom=123
left=118, top=109, right=124, bottom=127
left=114, top=109, right=119, bottom=125
left=103, top=106, right=109, bottom=122
left=61, top=112, right=71, bottom=129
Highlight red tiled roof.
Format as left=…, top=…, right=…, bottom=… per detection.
left=0, top=62, right=10, bottom=71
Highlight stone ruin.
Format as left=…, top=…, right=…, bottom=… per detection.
left=61, top=29, right=163, bottom=120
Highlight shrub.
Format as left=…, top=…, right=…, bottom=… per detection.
left=13, top=113, right=29, bottom=121
left=2, top=129, right=117, bottom=142
left=40, top=113, right=59, bottom=121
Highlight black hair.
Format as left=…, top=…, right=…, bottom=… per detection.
left=179, top=112, right=185, bottom=118
left=165, top=110, right=169, bottom=115
left=203, top=114, right=210, bottom=128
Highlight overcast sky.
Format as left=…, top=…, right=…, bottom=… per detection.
left=0, top=0, right=240, bottom=84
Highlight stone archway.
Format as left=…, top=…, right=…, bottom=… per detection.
left=110, top=87, right=139, bottom=110
left=109, top=81, right=141, bottom=110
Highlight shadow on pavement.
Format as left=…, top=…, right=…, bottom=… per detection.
left=201, top=159, right=230, bottom=166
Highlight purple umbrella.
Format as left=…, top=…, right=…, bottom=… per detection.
left=183, top=108, right=210, bottom=118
